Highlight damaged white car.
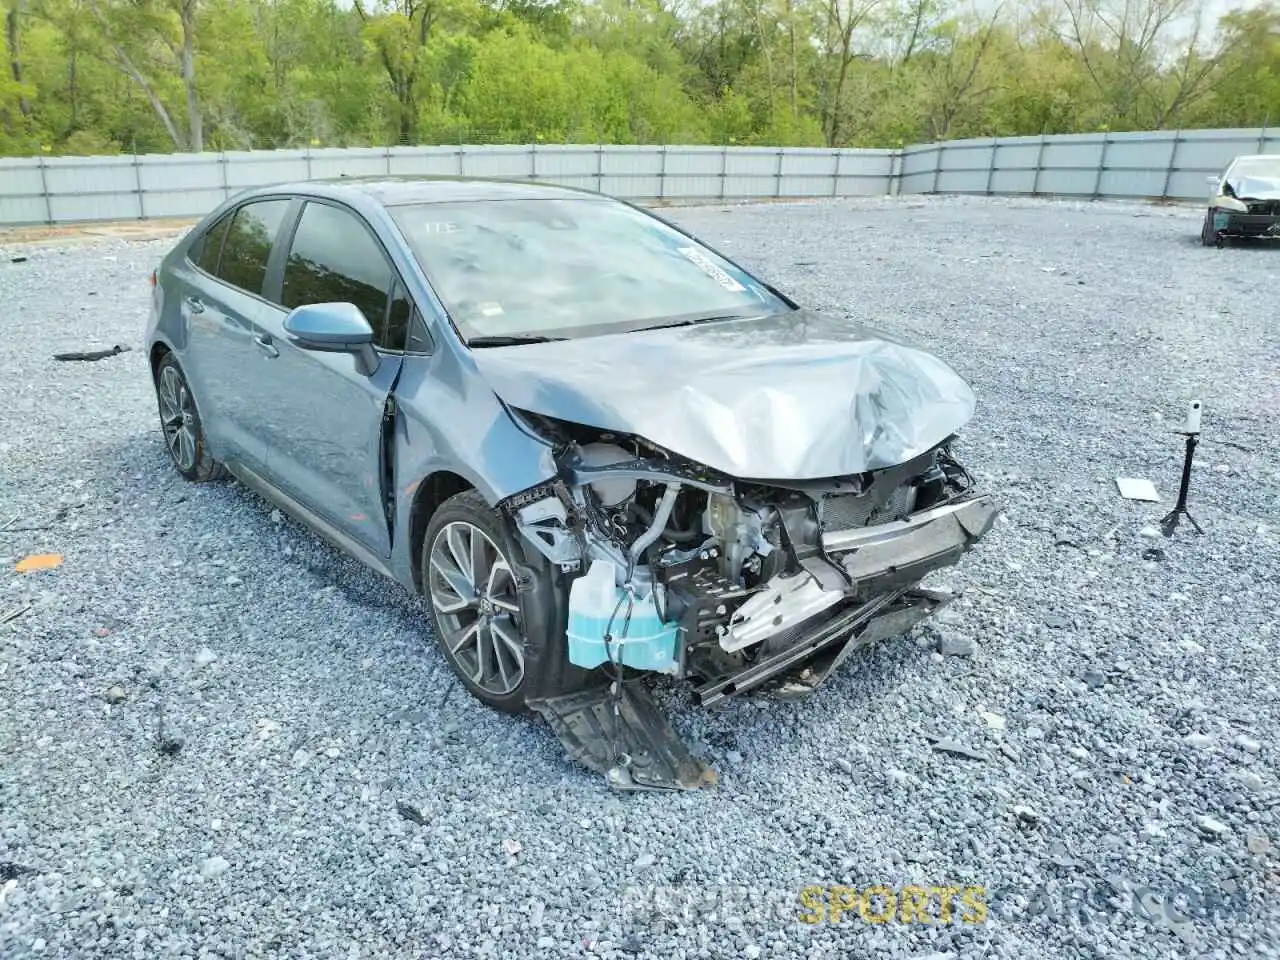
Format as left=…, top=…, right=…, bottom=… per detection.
left=145, top=176, right=999, bottom=790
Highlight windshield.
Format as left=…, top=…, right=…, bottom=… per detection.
left=388, top=198, right=790, bottom=341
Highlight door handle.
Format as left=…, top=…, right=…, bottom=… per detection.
left=184, top=295, right=205, bottom=314
left=254, top=334, right=279, bottom=358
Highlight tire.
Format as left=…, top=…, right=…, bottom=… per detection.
left=1200, top=212, right=1215, bottom=246
left=422, top=489, right=598, bottom=713
left=153, top=353, right=227, bottom=482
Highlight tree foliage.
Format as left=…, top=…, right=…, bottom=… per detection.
left=1, top=0, right=1277, bottom=156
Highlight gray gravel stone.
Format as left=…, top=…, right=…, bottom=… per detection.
left=199, top=856, right=230, bottom=879
left=938, top=634, right=976, bottom=657
left=1239, top=772, right=1266, bottom=792
left=932, top=739, right=988, bottom=761
left=1234, top=734, right=1262, bottom=754
left=1195, top=815, right=1228, bottom=837
left=3, top=196, right=1278, bottom=959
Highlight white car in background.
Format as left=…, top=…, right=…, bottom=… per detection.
left=1201, top=154, right=1280, bottom=246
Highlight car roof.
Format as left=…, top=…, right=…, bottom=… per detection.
left=1229, top=154, right=1280, bottom=163
left=240, top=176, right=609, bottom=207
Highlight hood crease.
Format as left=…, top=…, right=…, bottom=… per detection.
left=471, top=310, right=976, bottom=481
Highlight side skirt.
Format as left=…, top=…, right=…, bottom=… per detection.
left=224, top=460, right=400, bottom=585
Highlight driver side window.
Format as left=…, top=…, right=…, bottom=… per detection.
left=281, top=201, right=407, bottom=352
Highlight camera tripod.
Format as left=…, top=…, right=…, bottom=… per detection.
left=1160, top=433, right=1204, bottom=537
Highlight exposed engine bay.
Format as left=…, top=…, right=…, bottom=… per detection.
left=500, top=410, right=999, bottom=730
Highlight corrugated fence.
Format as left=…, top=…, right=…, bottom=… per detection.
left=0, top=127, right=1276, bottom=226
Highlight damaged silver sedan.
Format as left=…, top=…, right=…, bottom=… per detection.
left=1202, top=154, right=1280, bottom=245
left=145, top=177, right=999, bottom=790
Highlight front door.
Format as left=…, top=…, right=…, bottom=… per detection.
left=253, top=199, right=413, bottom=558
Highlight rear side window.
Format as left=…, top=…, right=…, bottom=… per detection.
left=192, top=214, right=232, bottom=274
left=215, top=199, right=291, bottom=297
left=282, top=201, right=404, bottom=351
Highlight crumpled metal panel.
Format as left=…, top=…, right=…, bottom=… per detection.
left=1227, top=179, right=1280, bottom=201
left=472, top=309, right=975, bottom=480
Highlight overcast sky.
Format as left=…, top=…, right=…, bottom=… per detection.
left=341, top=0, right=1271, bottom=46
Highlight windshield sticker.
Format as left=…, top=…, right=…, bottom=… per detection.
left=478, top=302, right=504, bottom=317
left=678, top=247, right=746, bottom=292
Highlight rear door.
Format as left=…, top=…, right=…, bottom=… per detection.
left=253, top=199, right=412, bottom=558
left=182, top=197, right=295, bottom=470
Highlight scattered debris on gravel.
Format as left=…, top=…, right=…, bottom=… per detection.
left=1, top=195, right=1277, bottom=958
left=51, top=344, right=132, bottom=362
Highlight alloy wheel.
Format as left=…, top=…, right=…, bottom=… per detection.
left=157, top=364, right=198, bottom=472
left=428, top=521, right=526, bottom=696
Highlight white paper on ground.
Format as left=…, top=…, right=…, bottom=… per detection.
left=1116, top=477, right=1161, bottom=502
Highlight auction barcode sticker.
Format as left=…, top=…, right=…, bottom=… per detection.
left=678, top=246, right=745, bottom=292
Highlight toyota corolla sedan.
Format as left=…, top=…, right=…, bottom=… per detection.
left=146, top=177, right=999, bottom=790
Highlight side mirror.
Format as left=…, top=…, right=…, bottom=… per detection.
left=283, top=302, right=380, bottom=376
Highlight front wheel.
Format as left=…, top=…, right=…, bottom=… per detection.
left=422, top=490, right=599, bottom=713
left=1200, top=211, right=1215, bottom=246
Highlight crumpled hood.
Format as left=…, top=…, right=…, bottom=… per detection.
left=1238, top=189, right=1280, bottom=202
left=470, top=309, right=976, bottom=481
left=1229, top=177, right=1280, bottom=202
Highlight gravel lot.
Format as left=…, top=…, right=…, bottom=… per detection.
left=2, top=195, right=1278, bottom=960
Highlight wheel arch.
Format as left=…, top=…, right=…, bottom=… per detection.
left=149, top=340, right=173, bottom=379
left=408, top=470, right=476, bottom=593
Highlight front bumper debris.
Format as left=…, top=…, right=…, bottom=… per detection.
left=1213, top=209, right=1280, bottom=238
left=826, top=494, right=999, bottom=592
left=696, top=587, right=952, bottom=708
left=531, top=588, right=956, bottom=791
left=527, top=475, right=999, bottom=790
left=527, top=683, right=717, bottom=792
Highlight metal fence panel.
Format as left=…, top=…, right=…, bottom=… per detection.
left=223, top=150, right=309, bottom=189
left=387, top=146, right=464, bottom=177
left=138, top=154, right=222, bottom=192
left=990, top=138, right=1041, bottom=196
left=306, top=147, right=391, bottom=179
left=458, top=145, right=531, bottom=178
left=143, top=189, right=225, bottom=219
left=0, top=158, right=44, bottom=195
left=836, top=150, right=892, bottom=196
left=935, top=138, right=992, bottom=194
left=532, top=146, right=598, bottom=178
left=1, top=130, right=1277, bottom=226
left=49, top=191, right=139, bottom=222
left=784, top=148, right=840, bottom=176
left=0, top=196, right=46, bottom=222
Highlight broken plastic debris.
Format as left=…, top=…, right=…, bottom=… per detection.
left=1115, top=477, right=1160, bottom=502
left=52, top=344, right=132, bottom=362
left=1, top=605, right=32, bottom=625
left=502, top=838, right=522, bottom=857
left=979, top=710, right=1007, bottom=731
left=15, top=553, right=64, bottom=573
